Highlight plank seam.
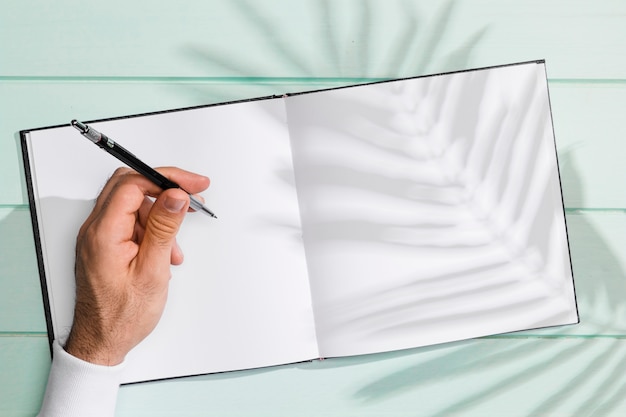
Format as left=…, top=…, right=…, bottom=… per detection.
left=0, top=76, right=625, bottom=84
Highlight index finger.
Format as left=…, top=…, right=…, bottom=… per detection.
left=154, top=166, right=211, bottom=195
left=83, top=167, right=211, bottom=233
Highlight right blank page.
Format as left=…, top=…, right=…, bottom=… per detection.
left=286, top=62, right=578, bottom=358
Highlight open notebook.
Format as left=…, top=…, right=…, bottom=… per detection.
left=21, top=60, right=578, bottom=383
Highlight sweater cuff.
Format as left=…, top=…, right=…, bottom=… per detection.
left=38, top=341, right=125, bottom=417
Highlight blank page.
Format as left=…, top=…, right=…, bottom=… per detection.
left=25, top=99, right=319, bottom=382
left=285, top=62, right=578, bottom=357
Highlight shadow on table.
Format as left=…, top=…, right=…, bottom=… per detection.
left=178, top=155, right=626, bottom=416
left=163, top=1, right=626, bottom=415
left=174, top=0, right=487, bottom=101
left=11, top=0, right=625, bottom=415
left=340, top=152, right=626, bottom=416
left=0, top=207, right=46, bottom=332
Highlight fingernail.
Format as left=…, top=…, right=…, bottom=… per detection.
left=164, top=196, right=186, bottom=213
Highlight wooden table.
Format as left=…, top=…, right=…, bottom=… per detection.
left=2, top=1, right=626, bottom=415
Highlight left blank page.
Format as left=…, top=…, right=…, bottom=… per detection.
left=25, top=99, right=319, bottom=383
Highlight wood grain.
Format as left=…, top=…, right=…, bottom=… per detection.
left=1, top=0, right=625, bottom=415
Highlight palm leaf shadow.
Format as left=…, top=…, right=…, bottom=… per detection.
left=290, top=66, right=574, bottom=344
left=286, top=79, right=626, bottom=416
left=176, top=0, right=485, bottom=98
left=167, top=0, right=625, bottom=414
left=338, top=146, right=626, bottom=414
left=282, top=67, right=621, bottom=414
left=348, top=190, right=626, bottom=416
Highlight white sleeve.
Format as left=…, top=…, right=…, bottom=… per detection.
left=37, top=341, right=125, bottom=417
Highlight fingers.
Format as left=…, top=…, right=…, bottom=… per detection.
left=88, top=167, right=210, bottom=225
left=156, top=167, right=211, bottom=195
left=81, top=166, right=210, bottom=264
left=136, top=197, right=185, bottom=266
left=67, top=166, right=208, bottom=365
left=135, top=188, right=189, bottom=277
left=171, top=239, right=184, bottom=265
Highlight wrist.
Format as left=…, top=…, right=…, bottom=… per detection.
left=64, top=329, right=126, bottom=366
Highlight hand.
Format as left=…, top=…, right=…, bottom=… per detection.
left=64, top=167, right=210, bottom=365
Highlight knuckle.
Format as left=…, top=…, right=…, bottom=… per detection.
left=146, top=215, right=179, bottom=244
left=112, top=167, right=133, bottom=177
left=79, top=221, right=104, bottom=250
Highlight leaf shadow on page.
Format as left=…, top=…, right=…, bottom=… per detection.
left=170, top=0, right=488, bottom=244
left=145, top=112, right=626, bottom=415
left=339, top=154, right=626, bottom=416
left=153, top=0, right=618, bottom=413
left=290, top=65, right=576, bottom=349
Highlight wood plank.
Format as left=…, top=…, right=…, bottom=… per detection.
left=550, top=82, right=626, bottom=208
left=1, top=1, right=625, bottom=79
left=0, top=81, right=342, bottom=204
left=2, top=81, right=626, bottom=207
left=5, top=336, right=626, bottom=416
left=3, top=207, right=626, bottom=338
left=1, top=1, right=624, bottom=416
left=115, top=338, right=626, bottom=416
left=0, top=208, right=45, bottom=332
left=520, top=212, right=626, bottom=338
left=0, top=336, right=49, bottom=417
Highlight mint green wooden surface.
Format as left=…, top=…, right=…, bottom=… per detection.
left=1, top=1, right=625, bottom=415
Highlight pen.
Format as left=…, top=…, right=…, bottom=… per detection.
left=70, top=120, right=217, bottom=219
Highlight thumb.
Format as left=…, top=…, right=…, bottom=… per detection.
left=139, top=188, right=189, bottom=272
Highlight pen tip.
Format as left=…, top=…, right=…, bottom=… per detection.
left=70, top=119, right=77, bottom=126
